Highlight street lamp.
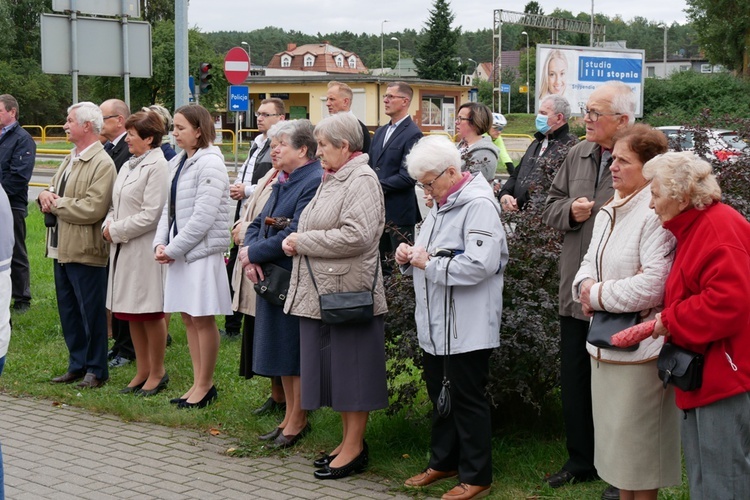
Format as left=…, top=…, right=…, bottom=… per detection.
left=390, top=36, right=401, bottom=76
left=521, top=31, right=530, bottom=114
left=658, top=23, right=668, bottom=78
left=240, top=41, right=251, bottom=69
left=467, top=58, right=479, bottom=77
left=380, top=20, right=390, bottom=74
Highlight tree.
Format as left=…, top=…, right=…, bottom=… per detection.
left=414, top=0, right=461, bottom=81
left=686, top=0, right=750, bottom=75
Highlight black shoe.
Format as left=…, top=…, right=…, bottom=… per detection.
left=107, top=349, right=118, bottom=361
left=313, top=444, right=368, bottom=480
left=119, top=380, right=146, bottom=394
left=259, top=427, right=283, bottom=441
left=546, top=469, right=575, bottom=488
left=178, top=386, right=217, bottom=409
left=267, top=423, right=311, bottom=449
left=136, top=373, right=169, bottom=396
left=166, top=334, right=173, bottom=347
left=12, top=301, right=30, bottom=313
left=252, top=396, right=286, bottom=415
left=169, top=397, right=186, bottom=405
left=601, top=485, right=620, bottom=500
left=313, top=453, right=338, bottom=468
left=220, top=329, right=241, bottom=339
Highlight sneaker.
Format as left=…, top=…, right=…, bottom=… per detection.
left=108, top=355, right=132, bottom=368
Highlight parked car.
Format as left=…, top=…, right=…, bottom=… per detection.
left=657, top=126, right=748, bottom=161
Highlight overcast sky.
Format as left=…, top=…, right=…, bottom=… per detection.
left=188, top=0, right=690, bottom=35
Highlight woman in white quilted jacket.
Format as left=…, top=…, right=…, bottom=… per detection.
left=572, top=124, right=680, bottom=500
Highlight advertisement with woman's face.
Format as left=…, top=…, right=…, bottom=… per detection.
left=535, top=44, right=645, bottom=117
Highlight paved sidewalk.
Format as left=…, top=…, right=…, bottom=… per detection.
left=0, top=394, right=418, bottom=500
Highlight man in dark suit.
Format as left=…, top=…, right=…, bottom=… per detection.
left=0, top=94, right=36, bottom=312
left=99, top=99, right=134, bottom=368
left=369, top=81, right=422, bottom=270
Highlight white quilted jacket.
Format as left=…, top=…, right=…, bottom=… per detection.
left=573, top=184, right=676, bottom=363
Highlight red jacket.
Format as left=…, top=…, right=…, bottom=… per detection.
left=661, top=202, right=750, bottom=410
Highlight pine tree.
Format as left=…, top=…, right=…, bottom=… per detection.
left=414, top=0, right=461, bottom=81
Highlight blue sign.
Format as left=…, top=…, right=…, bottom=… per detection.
left=188, top=76, right=195, bottom=103
left=578, top=57, right=642, bottom=83
left=500, top=84, right=511, bottom=93
left=228, top=85, right=249, bottom=111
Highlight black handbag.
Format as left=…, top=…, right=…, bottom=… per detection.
left=305, top=256, right=378, bottom=325
left=587, top=311, right=641, bottom=352
left=657, top=342, right=704, bottom=391
left=253, top=263, right=291, bottom=307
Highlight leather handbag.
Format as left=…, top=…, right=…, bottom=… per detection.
left=253, top=263, right=291, bottom=307
left=657, top=342, right=704, bottom=391
left=305, top=256, right=378, bottom=325
left=587, top=311, right=641, bottom=351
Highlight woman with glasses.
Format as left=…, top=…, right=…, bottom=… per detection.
left=395, top=135, right=508, bottom=500
left=455, top=102, right=499, bottom=182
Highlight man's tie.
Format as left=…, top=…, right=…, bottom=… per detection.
left=104, top=141, right=115, bottom=153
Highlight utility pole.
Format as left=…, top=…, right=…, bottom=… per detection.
left=175, top=0, right=189, bottom=110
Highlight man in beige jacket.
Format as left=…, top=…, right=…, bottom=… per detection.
left=38, top=102, right=116, bottom=389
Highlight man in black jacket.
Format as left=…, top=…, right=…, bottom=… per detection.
left=0, top=94, right=36, bottom=312
left=498, top=95, right=577, bottom=211
left=369, top=82, right=422, bottom=270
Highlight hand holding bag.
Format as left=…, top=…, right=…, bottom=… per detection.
left=657, top=342, right=704, bottom=391
left=253, top=263, right=291, bottom=307
left=587, top=311, right=641, bottom=352
left=304, top=256, right=378, bottom=325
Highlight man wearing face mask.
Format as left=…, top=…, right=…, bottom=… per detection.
left=498, top=95, right=577, bottom=211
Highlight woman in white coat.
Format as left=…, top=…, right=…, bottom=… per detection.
left=153, top=104, right=231, bottom=409
left=103, top=110, right=169, bottom=396
left=573, top=124, right=680, bottom=500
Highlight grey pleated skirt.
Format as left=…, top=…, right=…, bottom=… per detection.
left=299, top=315, right=389, bottom=412
left=591, top=358, right=682, bottom=490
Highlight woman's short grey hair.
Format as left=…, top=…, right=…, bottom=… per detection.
left=405, top=135, right=461, bottom=180
left=313, top=112, right=363, bottom=152
left=604, top=80, right=636, bottom=125
left=269, top=119, right=317, bottom=160
left=69, top=101, right=103, bottom=135
left=643, top=151, right=721, bottom=210
left=542, top=94, right=571, bottom=120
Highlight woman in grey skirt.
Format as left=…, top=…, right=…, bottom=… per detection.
left=282, top=112, right=387, bottom=481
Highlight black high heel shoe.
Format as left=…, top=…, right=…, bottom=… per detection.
left=169, top=397, right=186, bottom=405
left=268, top=423, right=311, bottom=449
left=136, top=373, right=169, bottom=397
left=119, top=380, right=146, bottom=394
left=313, top=453, right=338, bottom=468
left=258, top=427, right=283, bottom=442
left=178, top=386, right=217, bottom=409
left=313, top=442, right=368, bottom=480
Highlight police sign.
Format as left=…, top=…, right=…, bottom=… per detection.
left=228, top=85, right=249, bottom=112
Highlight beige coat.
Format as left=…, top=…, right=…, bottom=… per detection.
left=284, top=153, right=387, bottom=319
left=231, top=167, right=278, bottom=316
left=105, top=148, right=169, bottom=313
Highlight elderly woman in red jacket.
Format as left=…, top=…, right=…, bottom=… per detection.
left=646, top=151, right=750, bottom=500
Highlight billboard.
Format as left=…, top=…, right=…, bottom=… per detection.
left=535, top=44, right=645, bottom=117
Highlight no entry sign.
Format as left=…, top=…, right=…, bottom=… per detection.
left=224, top=47, right=251, bottom=85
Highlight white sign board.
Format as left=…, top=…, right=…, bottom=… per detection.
left=41, top=14, right=152, bottom=78
left=535, top=44, right=645, bottom=117
left=52, top=0, right=140, bottom=17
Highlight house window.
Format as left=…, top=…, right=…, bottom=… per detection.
left=680, top=65, right=690, bottom=72
left=422, top=97, right=443, bottom=126
left=304, top=54, right=315, bottom=67
left=348, top=56, right=357, bottom=69
left=335, top=55, right=344, bottom=67
left=646, top=66, right=655, bottom=78
left=281, top=55, right=291, bottom=67
left=700, top=64, right=712, bottom=73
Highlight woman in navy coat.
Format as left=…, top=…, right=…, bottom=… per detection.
left=241, top=119, right=322, bottom=448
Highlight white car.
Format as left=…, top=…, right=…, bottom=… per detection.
left=657, top=126, right=748, bottom=161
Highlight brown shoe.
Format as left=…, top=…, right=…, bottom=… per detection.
left=76, top=373, right=106, bottom=389
left=404, top=468, right=458, bottom=488
left=441, top=483, right=490, bottom=500
left=51, top=372, right=85, bottom=384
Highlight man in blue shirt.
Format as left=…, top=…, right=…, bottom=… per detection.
left=0, top=94, right=36, bottom=312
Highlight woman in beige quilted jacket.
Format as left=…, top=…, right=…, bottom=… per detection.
left=281, top=112, right=387, bottom=481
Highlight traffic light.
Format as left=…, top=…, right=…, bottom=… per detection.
left=199, top=62, right=212, bottom=94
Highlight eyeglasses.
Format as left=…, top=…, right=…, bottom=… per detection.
left=102, top=115, right=119, bottom=120
left=382, top=94, right=408, bottom=101
left=580, top=107, right=622, bottom=122
left=455, top=117, right=472, bottom=123
left=416, top=168, right=448, bottom=191
left=255, top=112, right=282, bottom=118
